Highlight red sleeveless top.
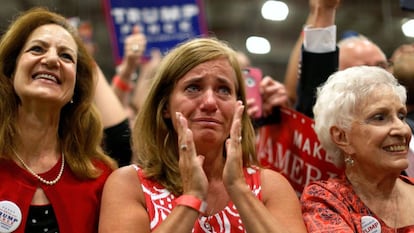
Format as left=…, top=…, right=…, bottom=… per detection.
left=134, top=165, right=262, bottom=233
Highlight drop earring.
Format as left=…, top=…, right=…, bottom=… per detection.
left=344, top=156, right=354, bottom=166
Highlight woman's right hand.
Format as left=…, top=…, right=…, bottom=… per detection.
left=175, top=112, right=208, bottom=200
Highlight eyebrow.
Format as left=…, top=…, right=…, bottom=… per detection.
left=182, top=75, right=234, bottom=85
left=28, top=39, right=77, bottom=54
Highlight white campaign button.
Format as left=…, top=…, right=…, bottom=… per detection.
left=361, top=215, right=381, bottom=233
left=0, top=200, right=22, bottom=233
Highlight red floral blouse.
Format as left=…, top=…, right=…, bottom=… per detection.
left=301, top=175, right=414, bottom=233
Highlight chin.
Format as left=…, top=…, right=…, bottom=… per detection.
left=393, top=159, right=409, bottom=171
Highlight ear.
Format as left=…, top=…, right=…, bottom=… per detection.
left=163, top=104, right=170, bottom=118
left=330, top=126, right=355, bottom=155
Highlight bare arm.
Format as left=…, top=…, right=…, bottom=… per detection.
left=130, top=49, right=162, bottom=115
left=100, top=110, right=210, bottom=232
left=99, top=166, right=151, bottom=232
left=228, top=169, right=306, bottom=233
left=283, top=0, right=316, bottom=106
left=223, top=159, right=306, bottom=233
left=223, top=102, right=306, bottom=233
left=99, top=166, right=204, bottom=233
left=283, top=34, right=304, bottom=107
left=112, top=26, right=147, bottom=106
left=94, top=64, right=128, bottom=128
left=283, top=0, right=339, bottom=106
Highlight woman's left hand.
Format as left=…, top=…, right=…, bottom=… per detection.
left=223, top=101, right=246, bottom=190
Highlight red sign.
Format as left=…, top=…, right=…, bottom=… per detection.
left=256, top=107, right=344, bottom=195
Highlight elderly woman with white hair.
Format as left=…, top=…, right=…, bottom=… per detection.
left=301, top=66, right=414, bottom=232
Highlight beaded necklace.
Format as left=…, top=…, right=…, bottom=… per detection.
left=12, top=149, right=64, bottom=185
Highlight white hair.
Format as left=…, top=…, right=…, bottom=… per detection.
left=313, top=66, right=407, bottom=167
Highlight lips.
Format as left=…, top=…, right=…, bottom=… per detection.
left=33, top=72, right=60, bottom=84
left=193, top=117, right=222, bottom=124
left=191, top=117, right=224, bottom=128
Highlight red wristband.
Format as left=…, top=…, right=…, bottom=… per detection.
left=112, top=75, right=132, bottom=92
left=174, top=195, right=207, bottom=214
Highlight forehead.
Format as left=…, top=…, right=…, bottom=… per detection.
left=357, top=85, right=403, bottom=112
left=181, top=58, right=237, bottom=80
left=26, top=24, right=77, bottom=49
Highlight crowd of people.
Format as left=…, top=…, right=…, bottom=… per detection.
left=1, top=0, right=414, bottom=232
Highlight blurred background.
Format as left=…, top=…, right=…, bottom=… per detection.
left=0, top=0, right=413, bottom=81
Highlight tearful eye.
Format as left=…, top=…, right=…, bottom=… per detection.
left=399, top=113, right=406, bottom=121
left=185, top=85, right=200, bottom=93
left=218, top=86, right=231, bottom=95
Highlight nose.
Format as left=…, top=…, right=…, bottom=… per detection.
left=390, top=117, right=412, bottom=138
left=41, top=49, right=59, bottom=68
left=200, top=89, right=218, bottom=112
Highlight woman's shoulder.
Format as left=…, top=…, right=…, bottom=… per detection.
left=106, top=164, right=140, bottom=181
left=259, top=167, right=286, bottom=181
left=304, top=175, right=347, bottom=190
left=301, top=175, right=353, bottom=203
left=258, top=167, right=302, bottom=185
left=101, top=164, right=147, bottom=212
left=259, top=167, right=299, bottom=195
left=102, top=164, right=143, bottom=196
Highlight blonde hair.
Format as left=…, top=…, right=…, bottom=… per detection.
left=132, top=37, right=257, bottom=195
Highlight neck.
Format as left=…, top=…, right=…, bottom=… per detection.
left=197, top=143, right=225, bottom=180
left=202, top=155, right=225, bottom=180
left=346, top=171, right=401, bottom=229
left=346, top=170, right=399, bottom=199
left=15, top=115, right=60, bottom=158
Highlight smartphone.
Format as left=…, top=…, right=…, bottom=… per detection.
left=242, top=67, right=263, bottom=119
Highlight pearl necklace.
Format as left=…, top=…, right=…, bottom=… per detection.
left=12, top=149, right=65, bottom=185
